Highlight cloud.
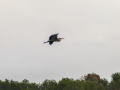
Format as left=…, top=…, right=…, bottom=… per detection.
left=0, top=0, right=120, bottom=83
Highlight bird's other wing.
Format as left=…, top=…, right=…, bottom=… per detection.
left=49, top=41, right=54, bottom=45
left=49, top=33, right=59, bottom=40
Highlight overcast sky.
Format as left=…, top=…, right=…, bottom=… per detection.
left=0, top=0, right=120, bottom=83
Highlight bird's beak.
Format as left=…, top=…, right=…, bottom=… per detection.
left=61, top=38, right=64, bottom=39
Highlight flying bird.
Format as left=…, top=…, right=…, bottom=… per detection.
left=43, top=33, right=64, bottom=45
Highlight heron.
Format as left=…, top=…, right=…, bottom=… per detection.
left=43, top=33, right=64, bottom=45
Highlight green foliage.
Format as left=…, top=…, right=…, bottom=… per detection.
left=99, top=78, right=108, bottom=87
left=108, top=72, right=120, bottom=90
left=39, top=79, right=57, bottom=90
left=0, top=72, right=120, bottom=90
left=111, top=72, right=120, bottom=82
left=84, top=81, right=97, bottom=90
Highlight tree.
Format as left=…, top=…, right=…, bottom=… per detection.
left=99, top=78, right=108, bottom=87
left=39, top=79, right=57, bottom=90
left=108, top=72, right=120, bottom=90
left=84, top=81, right=97, bottom=90
left=111, top=72, right=120, bottom=82
left=83, top=73, right=100, bottom=84
left=20, top=79, right=29, bottom=89
left=57, top=78, right=74, bottom=90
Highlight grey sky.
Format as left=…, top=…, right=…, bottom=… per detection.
left=0, top=0, right=120, bottom=83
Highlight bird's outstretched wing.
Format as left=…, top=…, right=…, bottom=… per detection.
left=49, top=33, right=59, bottom=40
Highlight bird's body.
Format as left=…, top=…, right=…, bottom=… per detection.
left=43, top=33, right=64, bottom=45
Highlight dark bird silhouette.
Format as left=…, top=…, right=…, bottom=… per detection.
left=43, top=33, right=64, bottom=45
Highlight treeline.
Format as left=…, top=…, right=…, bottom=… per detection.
left=0, top=72, right=120, bottom=90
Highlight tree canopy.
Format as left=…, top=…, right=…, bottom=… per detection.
left=0, top=72, right=120, bottom=90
